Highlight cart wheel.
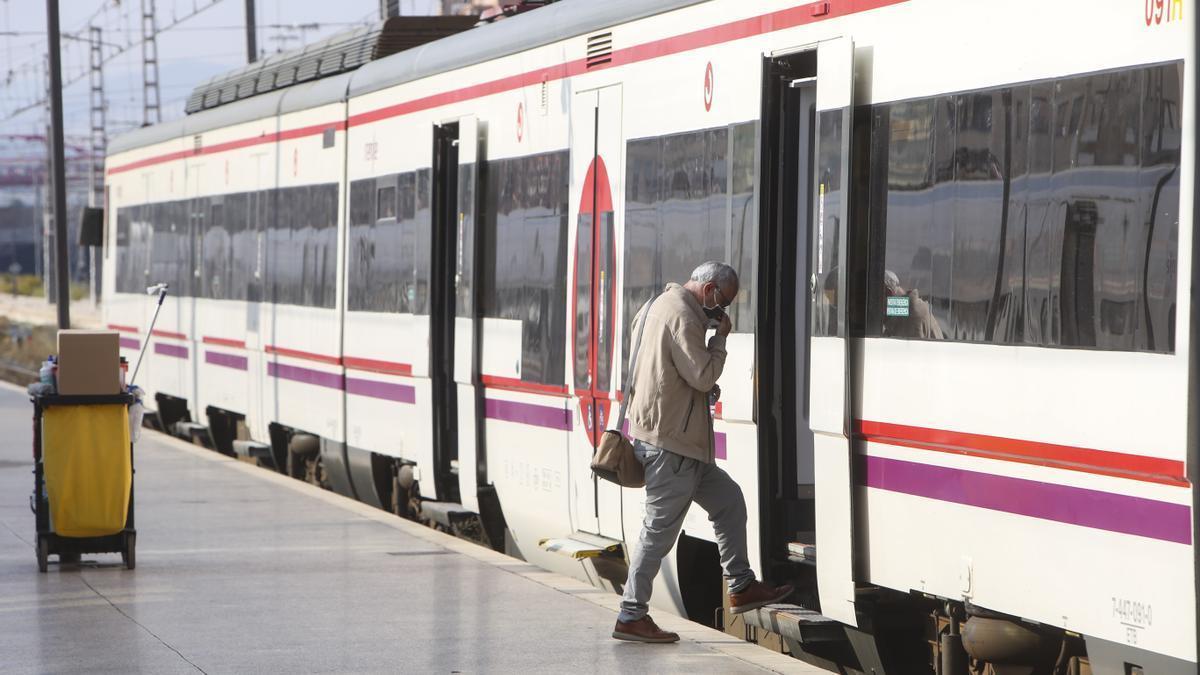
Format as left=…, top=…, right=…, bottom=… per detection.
left=36, top=537, right=48, bottom=573
left=122, top=533, right=136, bottom=570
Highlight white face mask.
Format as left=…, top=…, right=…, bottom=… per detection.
left=702, top=286, right=727, bottom=328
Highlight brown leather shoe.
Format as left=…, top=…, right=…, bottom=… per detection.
left=728, top=581, right=795, bottom=614
left=612, top=615, right=680, bottom=643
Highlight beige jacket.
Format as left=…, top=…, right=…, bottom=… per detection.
left=626, top=283, right=726, bottom=463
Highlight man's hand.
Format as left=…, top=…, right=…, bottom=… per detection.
left=709, top=384, right=721, bottom=403
left=716, top=312, right=732, bottom=337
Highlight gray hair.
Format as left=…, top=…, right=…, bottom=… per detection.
left=884, top=270, right=901, bottom=293
left=690, top=261, right=738, bottom=289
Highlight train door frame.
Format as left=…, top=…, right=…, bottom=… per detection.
left=757, top=39, right=861, bottom=626
left=454, top=115, right=488, bottom=514
left=756, top=47, right=817, bottom=586
left=807, top=36, right=858, bottom=627
left=430, top=121, right=461, bottom=503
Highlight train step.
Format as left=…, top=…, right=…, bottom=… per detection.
left=172, top=421, right=213, bottom=449
left=538, top=532, right=623, bottom=560
left=419, top=500, right=476, bottom=529
left=232, top=440, right=272, bottom=461
left=788, top=541, right=816, bottom=564
left=740, top=603, right=843, bottom=645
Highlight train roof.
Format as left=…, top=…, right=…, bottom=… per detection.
left=109, top=0, right=706, bottom=157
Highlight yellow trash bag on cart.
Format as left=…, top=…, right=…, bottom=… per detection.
left=42, top=404, right=131, bottom=537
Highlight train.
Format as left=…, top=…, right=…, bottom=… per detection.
left=100, top=1, right=1196, bottom=672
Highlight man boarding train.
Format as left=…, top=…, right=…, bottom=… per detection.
left=612, top=261, right=793, bottom=643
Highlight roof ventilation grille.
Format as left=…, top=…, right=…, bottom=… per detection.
left=586, top=32, right=612, bottom=69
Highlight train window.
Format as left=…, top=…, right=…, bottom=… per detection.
left=347, top=178, right=376, bottom=312
left=728, top=121, right=758, bottom=330
left=414, top=168, right=432, bottom=315
left=869, top=61, right=1180, bottom=353
left=397, top=172, right=418, bottom=314
left=620, top=122, right=758, bottom=383
left=348, top=171, right=431, bottom=315
left=374, top=177, right=401, bottom=313
left=205, top=201, right=228, bottom=300
left=481, top=150, right=570, bottom=386
left=114, top=206, right=133, bottom=293
left=812, top=110, right=844, bottom=338
left=457, top=162, right=476, bottom=319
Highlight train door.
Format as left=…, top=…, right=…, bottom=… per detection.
left=569, top=86, right=623, bottom=539
left=454, top=116, right=487, bottom=513
left=430, top=118, right=486, bottom=508
left=758, top=38, right=857, bottom=627
left=808, top=37, right=858, bottom=626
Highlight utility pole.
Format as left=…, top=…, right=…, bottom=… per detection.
left=141, top=0, right=161, bottom=125
left=45, top=0, right=70, bottom=329
left=88, top=25, right=106, bottom=305
left=244, top=0, right=257, bottom=63
left=41, top=55, right=54, bottom=307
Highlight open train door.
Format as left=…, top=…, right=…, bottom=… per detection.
left=810, top=36, right=858, bottom=627
left=430, top=121, right=461, bottom=505
left=454, top=115, right=486, bottom=514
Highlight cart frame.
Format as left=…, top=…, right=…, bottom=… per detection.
left=32, top=392, right=137, bottom=571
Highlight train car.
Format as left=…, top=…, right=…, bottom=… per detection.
left=102, top=1, right=1197, bottom=672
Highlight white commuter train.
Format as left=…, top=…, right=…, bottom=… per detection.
left=102, top=1, right=1196, bottom=672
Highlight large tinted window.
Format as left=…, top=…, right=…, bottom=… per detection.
left=347, top=170, right=432, bottom=314
left=481, top=150, right=570, bottom=386
left=113, top=181, right=338, bottom=308
left=869, top=62, right=1180, bottom=353
left=622, top=122, right=759, bottom=381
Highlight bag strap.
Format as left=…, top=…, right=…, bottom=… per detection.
left=614, top=293, right=658, bottom=431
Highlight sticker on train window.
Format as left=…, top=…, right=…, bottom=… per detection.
left=886, top=296, right=910, bottom=317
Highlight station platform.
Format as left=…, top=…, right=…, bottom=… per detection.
left=0, top=383, right=816, bottom=674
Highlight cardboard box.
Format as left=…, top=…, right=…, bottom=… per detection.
left=57, top=330, right=121, bottom=395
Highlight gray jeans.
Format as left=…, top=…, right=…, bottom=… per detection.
left=618, top=440, right=755, bottom=622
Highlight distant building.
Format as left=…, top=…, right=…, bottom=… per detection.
left=0, top=192, right=37, bottom=275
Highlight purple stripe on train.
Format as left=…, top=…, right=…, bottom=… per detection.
left=346, top=377, right=415, bottom=404
left=154, top=342, right=188, bottom=359
left=862, top=455, right=1192, bottom=545
left=119, top=337, right=139, bottom=350
left=484, top=398, right=572, bottom=431
left=267, top=362, right=343, bottom=390
left=205, top=351, right=248, bottom=371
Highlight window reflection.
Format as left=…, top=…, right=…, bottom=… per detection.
left=621, top=121, right=759, bottom=383
left=870, top=61, right=1180, bottom=353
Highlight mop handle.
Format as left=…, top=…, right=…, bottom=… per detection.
left=129, top=285, right=168, bottom=388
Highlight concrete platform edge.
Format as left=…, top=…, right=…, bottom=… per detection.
left=145, top=427, right=820, bottom=674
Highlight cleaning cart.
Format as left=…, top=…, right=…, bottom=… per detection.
left=32, top=391, right=137, bottom=571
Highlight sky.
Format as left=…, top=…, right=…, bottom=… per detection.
left=1, top=0, right=441, bottom=143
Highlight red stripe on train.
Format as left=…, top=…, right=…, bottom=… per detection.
left=202, top=336, right=246, bottom=348
left=265, top=345, right=342, bottom=366
left=480, top=375, right=570, bottom=397
left=343, top=356, right=412, bottom=376
left=107, top=323, right=139, bottom=334
left=855, top=420, right=1189, bottom=488
left=108, top=121, right=347, bottom=175
left=151, top=329, right=187, bottom=340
